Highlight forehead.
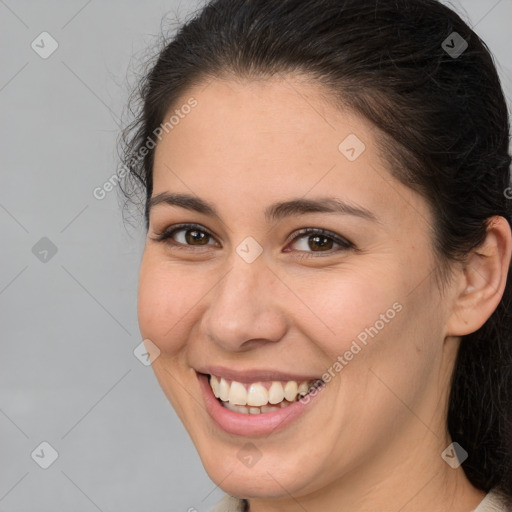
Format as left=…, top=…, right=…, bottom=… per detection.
left=156, top=75, right=362, bottom=163
left=151, top=76, right=431, bottom=230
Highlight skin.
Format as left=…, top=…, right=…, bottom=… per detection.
left=137, top=75, right=512, bottom=512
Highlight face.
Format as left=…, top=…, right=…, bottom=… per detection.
left=138, top=76, right=457, bottom=500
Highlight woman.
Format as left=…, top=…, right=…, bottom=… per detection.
left=119, top=0, right=512, bottom=510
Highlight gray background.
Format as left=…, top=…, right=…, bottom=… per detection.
left=0, top=1, right=511, bottom=511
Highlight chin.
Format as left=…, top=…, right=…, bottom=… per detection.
left=196, top=440, right=323, bottom=500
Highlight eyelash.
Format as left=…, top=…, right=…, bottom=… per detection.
left=151, top=223, right=355, bottom=258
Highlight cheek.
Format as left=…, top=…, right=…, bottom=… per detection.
left=137, top=246, right=432, bottom=368
left=137, top=253, right=201, bottom=354
left=292, top=260, right=437, bottom=402
left=291, top=268, right=404, bottom=359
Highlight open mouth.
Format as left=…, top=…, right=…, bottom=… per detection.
left=207, top=373, right=325, bottom=415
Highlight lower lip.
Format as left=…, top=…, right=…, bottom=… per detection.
left=197, top=372, right=322, bottom=436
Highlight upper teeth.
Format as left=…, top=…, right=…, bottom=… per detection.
left=209, top=375, right=315, bottom=406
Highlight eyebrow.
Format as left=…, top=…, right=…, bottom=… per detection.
left=148, top=192, right=379, bottom=224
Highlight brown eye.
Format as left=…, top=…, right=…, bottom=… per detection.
left=286, top=228, right=354, bottom=256
left=303, top=234, right=334, bottom=251
left=153, top=223, right=218, bottom=248
left=181, top=228, right=210, bottom=245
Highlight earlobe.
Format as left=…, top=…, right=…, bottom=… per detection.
left=446, top=216, right=512, bottom=337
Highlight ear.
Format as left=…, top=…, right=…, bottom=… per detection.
left=445, top=216, right=512, bottom=337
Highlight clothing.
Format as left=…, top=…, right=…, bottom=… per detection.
left=208, top=488, right=510, bottom=512
left=208, top=494, right=247, bottom=512
left=473, top=489, right=510, bottom=512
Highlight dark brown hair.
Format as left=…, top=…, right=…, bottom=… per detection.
left=119, top=0, right=512, bottom=503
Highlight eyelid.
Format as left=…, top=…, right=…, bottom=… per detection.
left=285, top=227, right=355, bottom=256
left=151, top=222, right=218, bottom=247
left=151, top=223, right=355, bottom=254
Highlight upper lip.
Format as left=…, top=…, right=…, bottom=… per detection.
left=196, top=365, right=324, bottom=383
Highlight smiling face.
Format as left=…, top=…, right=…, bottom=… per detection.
left=137, top=75, right=462, bottom=504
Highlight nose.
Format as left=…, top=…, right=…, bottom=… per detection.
left=199, top=249, right=288, bottom=352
